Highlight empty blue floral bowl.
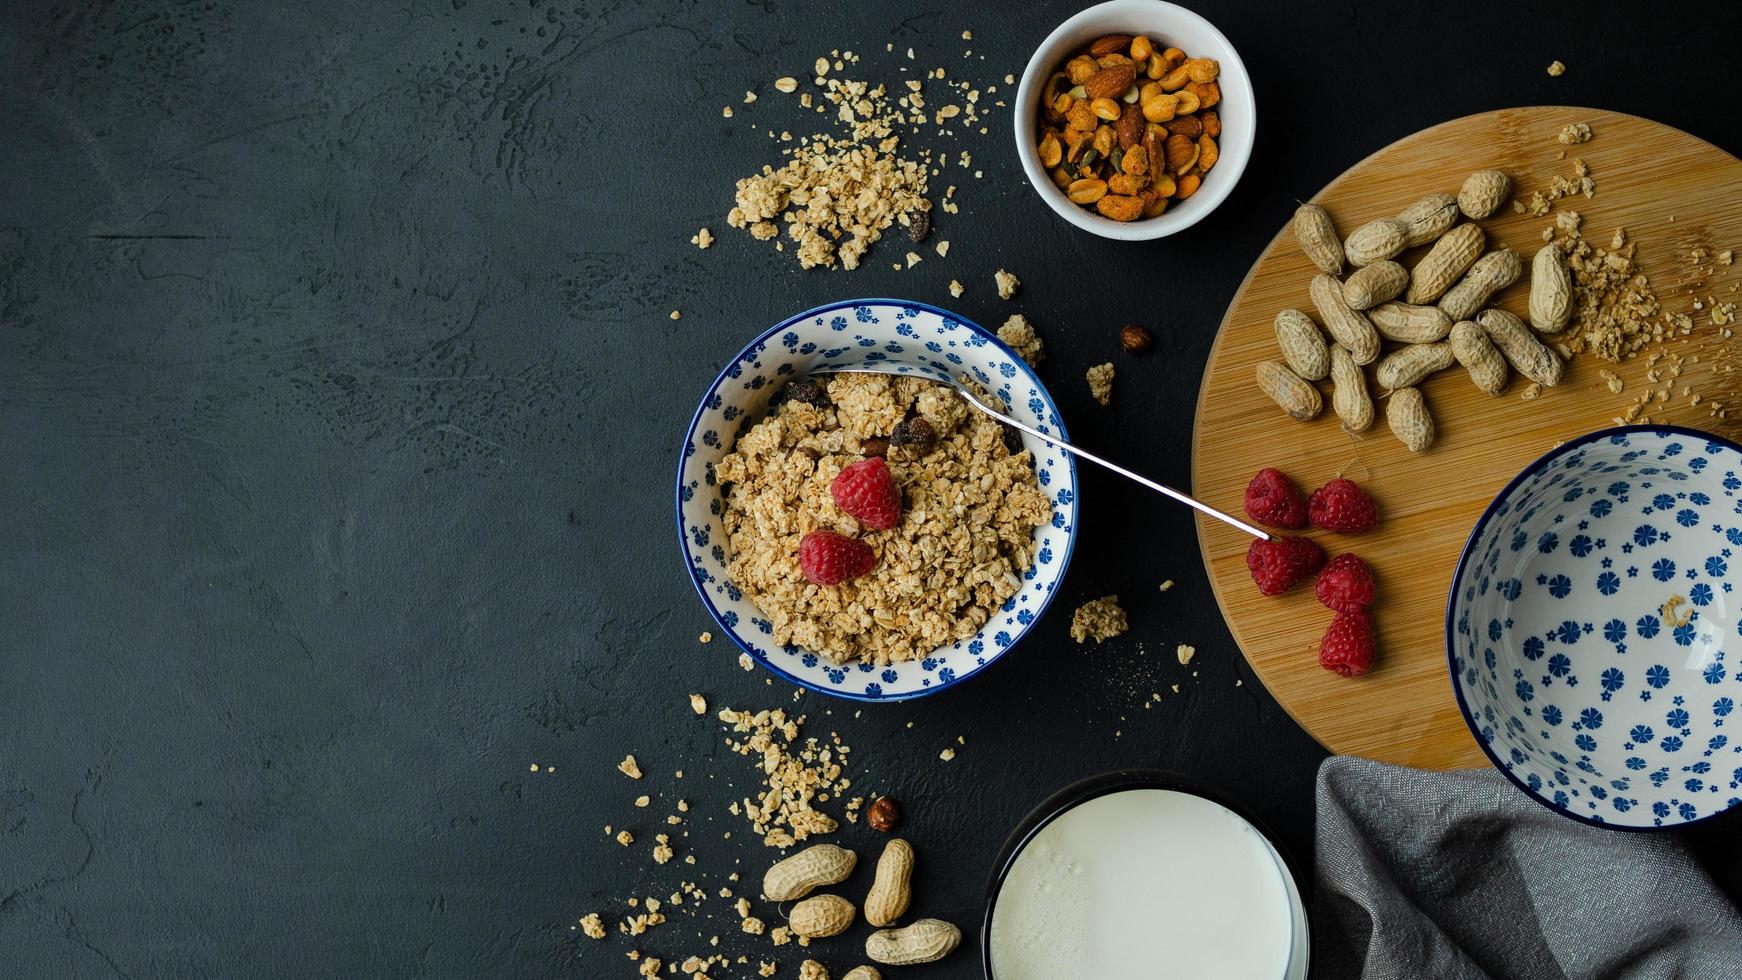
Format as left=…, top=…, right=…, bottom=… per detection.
left=1448, top=425, right=1742, bottom=829
left=675, top=299, right=1079, bottom=701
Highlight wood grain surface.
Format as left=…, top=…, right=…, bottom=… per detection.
left=1192, top=107, right=1742, bottom=770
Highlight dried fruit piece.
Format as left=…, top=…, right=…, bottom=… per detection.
left=1457, top=169, right=1512, bottom=219
left=1244, top=467, right=1309, bottom=529
left=1386, top=386, right=1435, bottom=452
left=1368, top=302, right=1452, bottom=343
left=1449, top=320, right=1509, bottom=395
left=1406, top=223, right=1484, bottom=304
left=1309, top=273, right=1381, bottom=364
left=1476, top=308, right=1562, bottom=386
left=1273, top=308, right=1330, bottom=380
left=1374, top=342, right=1455, bottom=391
left=1316, top=554, right=1376, bottom=613
left=1438, top=248, right=1521, bottom=322
left=832, top=457, right=902, bottom=530
left=798, top=530, right=877, bottom=585
left=1255, top=359, right=1323, bottom=420
left=1528, top=243, right=1572, bottom=333
left=1308, top=478, right=1379, bottom=533
left=1319, top=610, right=1376, bottom=677
left=1329, top=344, right=1374, bottom=433
left=1246, top=535, right=1327, bottom=596
left=1396, top=192, right=1459, bottom=247
left=889, top=415, right=937, bottom=454
left=1341, top=260, right=1408, bottom=310
left=1344, top=218, right=1410, bottom=267
left=1292, top=203, right=1344, bottom=275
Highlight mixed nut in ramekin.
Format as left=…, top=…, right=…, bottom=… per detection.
left=1014, top=0, right=1254, bottom=240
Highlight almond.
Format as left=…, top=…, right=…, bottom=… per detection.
left=1088, top=33, right=1133, bottom=56
left=1164, top=114, right=1202, bottom=139
left=1084, top=63, right=1137, bottom=100
left=1165, top=133, right=1199, bottom=174
left=1116, top=104, right=1145, bottom=148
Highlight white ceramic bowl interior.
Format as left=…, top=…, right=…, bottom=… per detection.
left=1014, top=0, right=1255, bottom=241
left=676, top=299, right=1079, bottom=701
left=1448, top=426, right=1742, bottom=829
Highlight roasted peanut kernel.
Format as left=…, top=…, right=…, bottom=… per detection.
left=1184, top=80, right=1219, bottom=109
left=1141, top=93, right=1177, bottom=123
left=1172, top=88, right=1200, bottom=114
left=1200, top=110, right=1221, bottom=137
left=1067, top=178, right=1109, bottom=204
left=1174, top=172, right=1201, bottom=199
left=1090, top=97, right=1121, bottom=121
left=1197, top=135, right=1218, bottom=172
left=1158, top=64, right=1191, bottom=91
left=1092, top=125, right=1116, bottom=157
left=1066, top=55, right=1100, bottom=85
left=1038, top=135, right=1062, bottom=168
left=1095, top=193, right=1145, bottom=222
left=1184, top=58, right=1220, bottom=83
left=1161, top=47, right=1186, bottom=68
left=1129, top=36, right=1154, bottom=63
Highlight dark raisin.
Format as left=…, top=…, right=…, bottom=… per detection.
left=782, top=378, right=830, bottom=407
left=890, top=416, right=936, bottom=455
left=1001, top=422, right=1025, bottom=455
left=905, top=208, right=931, bottom=243
left=861, top=436, right=890, bottom=458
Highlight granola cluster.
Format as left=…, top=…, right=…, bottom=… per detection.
left=714, top=374, right=1052, bottom=665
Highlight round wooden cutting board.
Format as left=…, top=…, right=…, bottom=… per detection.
left=1193, top=107, right=1742, bottom=770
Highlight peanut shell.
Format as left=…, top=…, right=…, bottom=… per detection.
left=1329, top=343, right=1374, bottom=433
left=1342, top=260, right=1408, bottom=310
left=1273, top=308, right=1330, bottom=381
left=1369, top=302, right=1453, bottom=343
left=1406, top=223, right=1484, bottom=304
left=1440, top=248, right=1522, bottom=322
left=1255, top=359, right=1322, bottom=421
left=1477, top=308, right=1563, bottom=386
left=1291, top=203, right=1343, bottom=275
left=1458, top=169, right=1512, bottom=219
left=1309, top=273, right=1381, bottom=364
left=1529, top=243, right=1573, bottom=333
left=1386, top=386, right=1435, bottom=453
left=1397, top=192, right=1459, bottom=247
left=1344, top=218, right=1410, bottom=267
left=1450, top=320, right=1509, bottom=395
left=1374, top=342, right=1455, bottom=391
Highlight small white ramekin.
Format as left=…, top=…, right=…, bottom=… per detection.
left=1013, top=0, right=1256, bottom=241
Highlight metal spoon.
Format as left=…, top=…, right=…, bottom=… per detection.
left=814, top=366, right=1270, bottom=540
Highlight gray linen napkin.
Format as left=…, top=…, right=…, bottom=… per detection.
left=1314, top=756, right=1742, bottom=979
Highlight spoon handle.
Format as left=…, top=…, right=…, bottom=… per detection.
left=955, top=387, right=1270, bottom=541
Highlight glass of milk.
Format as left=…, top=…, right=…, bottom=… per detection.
left=982, top=771, right=1310, bottom=980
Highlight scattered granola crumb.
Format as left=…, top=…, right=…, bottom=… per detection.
left=618, top=755, right=643, bottom=779
left=800, top=960, right=829, bottom=980
left=616, top=830, right=635, bottom=846
left=949, top=278, right=964, bottom=298
left=723, top=106, right=734, bottom=118
left=994, top=268, right=1020, bottom=299
left=1070, top=595, right=1128, bottom=644
left=1557, top=121, right=1592, bottom=145
left=939, top=747, right=957, bottom=762
left=1547, top=60, right=1566, bottom=77
left=1086, top=362, right=1115, bottom=406
left=580, top=913, right=606, bottom=939
left=700, top=631, right=713, bottom=643
left=670, top=310, right=682, bottom=321
left=742, top=917, right=766, bottom=936
left=934, top=239, right=950, bottom=257
left=739, top=652, right=755, bottom=671
left=1176, top=643, right=1197, bottom=666
left=716, top=707, right=850, bottom=846
left=690, top=693, right=708, bottom=715
left=961, top=30, right=973, bottom=40
left=692, top=228, right=715, bottom=249
left=1159, top=579, right=1174, bottom=592
left=759, top=963, right=777, bottom=977
left=652, top=834, right=674, bottom=865
left=771, top=926, right=793, bottom=946
left=634, top=795, right=650, bottom=807
left=997, top=313, right=1045, bottom=366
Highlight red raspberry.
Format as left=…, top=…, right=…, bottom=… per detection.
left=1315, top=554, right=1376, bottom=613
left=1243, top=467, right=1308, bottom=529
left=831, top=457, right=902, bottom=530
left=1308, top=478, right=1379, bottom=533
left=798, top=530, right=877, bottom=586
left=1318, top=610, right=1376, bottom=677
left=1245, top=535, right=1326, bottom=597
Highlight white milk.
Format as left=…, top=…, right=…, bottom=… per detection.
left=989, top=788, right=1296, bottom=979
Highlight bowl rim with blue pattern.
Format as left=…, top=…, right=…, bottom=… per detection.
left=675, top=298, right=1080, bottom=702
left=1445, top=423, right=1742, bottom=831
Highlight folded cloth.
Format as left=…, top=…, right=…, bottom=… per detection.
left=1315, top=756, right=1742, bottom=979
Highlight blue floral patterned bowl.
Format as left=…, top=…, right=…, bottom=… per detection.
left=1448, top=425, right=1742, bottom=829
left=676, top=299, right=1079, bottom=701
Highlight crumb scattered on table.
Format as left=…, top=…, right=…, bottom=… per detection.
left=1086, top=362, right=1115, bottom=405
left=1070, top=595, right=1128, bottom=644
left=995, top=268, right=1020, bottom=299
left=618, top=755, right=643, bottom=779
left=1547, top=60, right=1566, bottom=76
left=1176, top=644, right=1196, bottom=666
left=997, top=313, right=1045, bottom=366
left=692, top=228, right=714, bottom=249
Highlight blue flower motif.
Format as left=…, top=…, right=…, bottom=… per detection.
left=1515, top=678, right=1536, bottom=702
left=1635, top=524, right=1661, bottom=547
left=1580, top=707, right=1605, bottom=729
left=1630, top=725, right=1655, bottom=744
left=1569, top=534, right=1594, bottom=557
left=1637, top=615, right=1662, bottom=639
left=1646, top=664, right=1672, bottom=688
left=1651, top=558, right=1677, bottom=581
left=1500, top=578, right=1523, bottom=600
left=1690, top=583, right=1714, bottom=607
left=1673, top=623, right=1697, bottom=647
left=1677, top=508, right=1700, bottom=527
left=1548, top=653, right=1572, bottom=677
left=1600, top=668, right=1625, bottom=696
left=1603, top=619, right=1628, bottom=643
left=1708, top=555, right=1730, bottom=578
left=1704, top=662, right=1727, bottom=684
left=1523, top=636, right=1546, bottom=661
left=1667, top=707, right=1691, bottom=729
left=1543, top=704, right=1563, bottom=725
left=1538, top=532, right=1560, bottom=553
left=1547, top=575, right=1572, bottom=598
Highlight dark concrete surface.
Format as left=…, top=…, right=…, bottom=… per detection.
left=3, top=1, right=1739, bottom=977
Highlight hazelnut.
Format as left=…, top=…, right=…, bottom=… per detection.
left=867, top=796, right=901, bottom=833
left=1119, top=323, right=1153, bottom=354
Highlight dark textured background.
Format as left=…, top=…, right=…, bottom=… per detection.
left=4, top=1, right=1741, bottom=977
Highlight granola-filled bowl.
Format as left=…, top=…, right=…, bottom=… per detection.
left=677, top=299, right=1079, bottom=701
left=1015, top=0, right=1255, bottom=240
